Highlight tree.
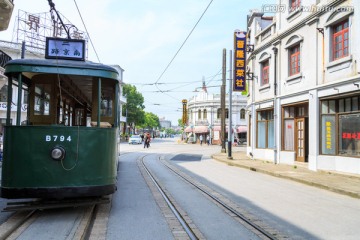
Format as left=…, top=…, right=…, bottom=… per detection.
left=165, top=128, right=176, bottom=136
left=139, top=112, right=160, bottom=129
left=178, top=118, right=186, bottom=129
left=122, top=84, right=145, bottom=132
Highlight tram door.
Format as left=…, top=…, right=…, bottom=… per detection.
left=295, top=118, right=307, bottom=162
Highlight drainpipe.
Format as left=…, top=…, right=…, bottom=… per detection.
left=272, top=46, right=278, bottom=164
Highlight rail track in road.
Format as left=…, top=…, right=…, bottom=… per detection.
left=140, top=153, right=287, bottom=240
left=0, top=199, right=112, bottom=240
left=138, top=154, right=204, bottom=240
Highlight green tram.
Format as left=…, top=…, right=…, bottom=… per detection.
left=1, top=58, right=120, bottom=199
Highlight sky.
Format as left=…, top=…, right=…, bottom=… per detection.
left=0, top=0, right=270, bottom=125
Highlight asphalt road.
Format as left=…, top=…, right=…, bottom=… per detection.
left=118, top=137, right=360, bottom=240
left=0, top=138, right=359, bottom=239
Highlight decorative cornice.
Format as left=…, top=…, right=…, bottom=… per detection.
left=249, top=0, right=347, bottom=56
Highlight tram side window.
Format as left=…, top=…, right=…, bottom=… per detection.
left=34, top=84, right=51, bottom=116
left=75, top=108, right=85, bottom=126
left=101, top=99, right=113, bottom=117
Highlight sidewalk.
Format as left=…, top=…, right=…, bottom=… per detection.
left=211, top=150, right=360, bottom=199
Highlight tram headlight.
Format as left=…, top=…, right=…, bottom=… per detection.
left=51, top=146, right=66, bottom=161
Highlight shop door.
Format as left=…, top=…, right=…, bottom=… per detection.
left=295, top=118, right=306, bottom=162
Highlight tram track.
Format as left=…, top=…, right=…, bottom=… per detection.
left=158, top=155, right=288, bottom=240
left=138, top=154, right=205, bottom=240
left=138, top=152, right=289, bottom=240
left=0, top=199, right=112, bottom=240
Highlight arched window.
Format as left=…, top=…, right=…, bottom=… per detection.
left=203, top=109, right=207, bottom=119
left=198, top=109, right=201, bottom=119
left=240, top=109, right=245, bottom=119
left=0, top=85, right=8, bottom=102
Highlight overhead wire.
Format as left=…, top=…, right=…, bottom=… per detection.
left=154, top=0, right=214, bottom=90
left=73, top=0, right=101, bottom=62
left=130, top=70, right=225, bottom=86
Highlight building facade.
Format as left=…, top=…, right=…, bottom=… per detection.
left=246, top=0, right=360, bottom=175
left=159, top=117, right=171, bottom=129
left=111, top=65, right=127, bottom=133
left=185, top=84, right=247, bottom=145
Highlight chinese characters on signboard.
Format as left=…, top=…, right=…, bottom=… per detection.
left=321, top=115, right=335, bottom=155
left=342, top=132, right=360, bottom=139
left=16, top=10, right=87, bottom=52
left=233, top=30, right=247, bottom=92
left=325, top=121, right=332, bottom=150
left=182, top=99, right=188, bottom=125
left=27, top=15, right=40, bottom=31
left=45, top=37, right=85, bottom=61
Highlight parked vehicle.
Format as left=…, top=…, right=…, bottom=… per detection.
left=128, top=135, right=142, bottom=144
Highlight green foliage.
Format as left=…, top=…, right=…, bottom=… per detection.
left=139, top=112, right=160, bottom=129
left=241, top=83, right=248, bottom=95
left=178, top=118, right=183, bottom=128
left=165, top=128, right=176, bottom=135
left=122, top=84, right=145, bottom=126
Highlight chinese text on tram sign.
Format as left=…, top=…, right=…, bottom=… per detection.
left=45, top=37, right=85, bottom=61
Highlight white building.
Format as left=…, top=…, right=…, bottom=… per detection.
left=159, top=117, right=171, bottom=129
left=246, top=0, right=360, bottom=175
left=111, top=65, right=127, bottom=131
left=185, top=83, right=247, bottom=144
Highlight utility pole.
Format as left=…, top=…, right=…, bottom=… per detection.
left=227, top=50, right=233, bottom=159
left=221, top=49, right=226, bottom=153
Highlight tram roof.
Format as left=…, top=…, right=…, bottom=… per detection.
left=4, top=58, right=119, bottom=81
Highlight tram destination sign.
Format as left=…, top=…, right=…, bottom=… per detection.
left=45, top=37, right=85, bottom=61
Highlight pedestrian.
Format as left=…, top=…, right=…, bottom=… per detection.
left=206, top=135, right=210, bottom=146
left=199, top=135, right=203, bottom=146
left=144, top=132, right=151, bottom=148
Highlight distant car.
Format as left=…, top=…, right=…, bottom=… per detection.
left=128, top=135, right=142, bottom=144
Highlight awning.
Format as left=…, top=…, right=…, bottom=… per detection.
left=213, top=126, right=221, bottom=131
left=184, top=126, right=193, bottom=133
left=194, top=126, right=209, bottom=133
left=213, top=126, right=233, bottom=132
left=237, top=126, right=247, bottom=133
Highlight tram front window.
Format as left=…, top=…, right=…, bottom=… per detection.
left=34, top=84, right=51, bottom=115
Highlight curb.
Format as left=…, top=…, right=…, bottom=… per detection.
left=211, top=155, right=360, bottom=199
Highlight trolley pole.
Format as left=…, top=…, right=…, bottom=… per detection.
left=221, top=49, right=226, bottom=153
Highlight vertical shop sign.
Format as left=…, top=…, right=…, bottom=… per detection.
left=233, top=30, right=247, bottom=92
left=182, top=99, right=188, bottom=125
left=321, top=115, right=335, bottom=155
